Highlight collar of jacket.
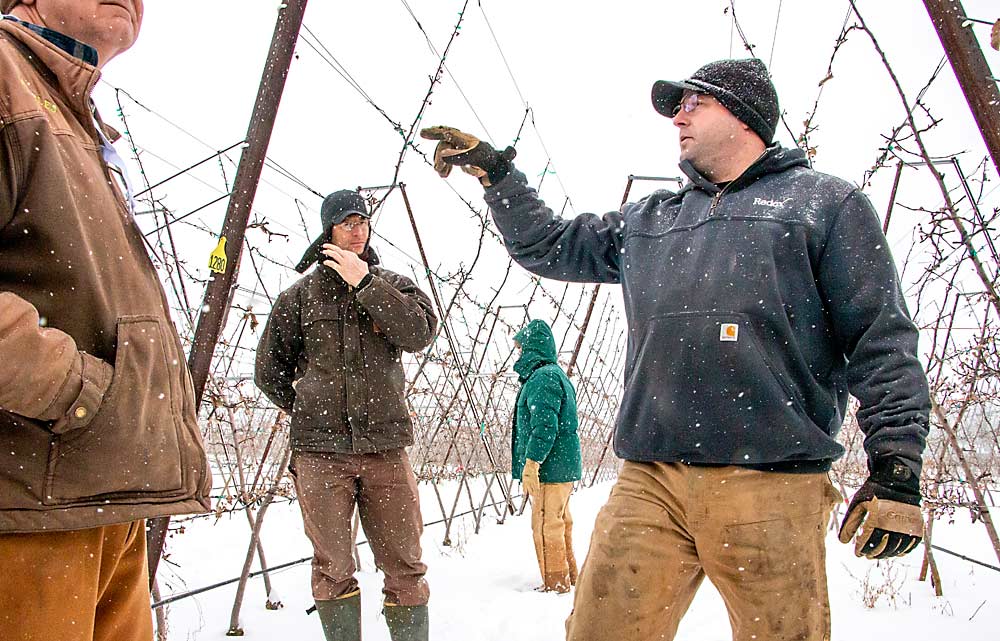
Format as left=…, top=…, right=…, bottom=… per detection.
left=0, top=19, right=114, bottom=134
left=0, top=15, right=98, bottom=66
left=678, top=144, right=809, bottom=196
left=515, top=360, right=550, bottom=384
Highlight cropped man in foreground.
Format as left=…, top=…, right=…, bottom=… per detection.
left=0, top=2, right=211, bottom=639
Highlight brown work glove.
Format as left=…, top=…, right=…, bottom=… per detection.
left=419, top=126, right=516, bottom=187
left=839, top=458, right=924, bottom=559
left=521, top=459, right=541, bottom=497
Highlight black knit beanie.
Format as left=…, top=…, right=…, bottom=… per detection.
left=651, top=58, right=780, bottom=144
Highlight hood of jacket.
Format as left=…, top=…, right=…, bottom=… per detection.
left=513, top=319, right=557, bottom=381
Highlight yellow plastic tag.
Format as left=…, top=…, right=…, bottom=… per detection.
left=209, top=237, right=228, bottom=274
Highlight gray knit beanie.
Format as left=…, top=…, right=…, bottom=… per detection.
left=651, top=58, right=780, bottom=144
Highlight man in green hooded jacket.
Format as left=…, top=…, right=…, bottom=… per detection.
left=512, top=319, right=583, bottom=593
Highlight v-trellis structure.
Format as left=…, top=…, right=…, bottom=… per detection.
left=111, top=1, right=640, bottom=624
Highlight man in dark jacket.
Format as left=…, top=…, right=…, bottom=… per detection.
left=0, top=3, right=212, bottom=640
left=255, top=190, right=438, bottom=641
left=512, top=319, right=582, bottom=594
left=421, top=58, right=929, bottom=641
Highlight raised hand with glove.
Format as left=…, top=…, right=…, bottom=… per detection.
left=839, top=457, right=924, bottom=559
left=419, top=126, right=516, bottom=186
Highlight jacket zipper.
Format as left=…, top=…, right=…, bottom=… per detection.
left=708, top=149, right=766, bottom=214
left=709, top=186, right=729, bottom=215
left=709, top=192, right=721, bottom=215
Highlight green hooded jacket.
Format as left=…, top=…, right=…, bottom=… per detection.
left=512, top=319, right=582, bottom=483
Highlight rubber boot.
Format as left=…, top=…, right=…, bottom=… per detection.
left=383, top=603, right=429, bottom=641
left=315, top=590, right=361, bottom=641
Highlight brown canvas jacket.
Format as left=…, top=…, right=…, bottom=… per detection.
left=255, top=254, right=437, bottom=454
left=0, top=21, right=211, bottom=532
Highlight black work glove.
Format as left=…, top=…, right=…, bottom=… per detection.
left=419, top=126, right=516, bottom=187
left=838, top=457, right=924, bottom=560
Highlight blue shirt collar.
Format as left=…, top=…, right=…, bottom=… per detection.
left=1, top=14, right=98, bottom=66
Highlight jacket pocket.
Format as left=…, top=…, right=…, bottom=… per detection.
left=302, top=304, right=343, bottom=366
left=364, top=330, right=408, bottom=427
left=615, top=312, right=842, bottom=464
left=294, top=305, right=346, bottom=427
left=44, top=316, right=186, bottom=503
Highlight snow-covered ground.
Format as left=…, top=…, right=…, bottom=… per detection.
left=159, top=481, right=1000, bottom=640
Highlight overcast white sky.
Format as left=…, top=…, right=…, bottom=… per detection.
left=88, top=0, right=999, bottom=372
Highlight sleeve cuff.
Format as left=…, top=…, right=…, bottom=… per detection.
left=355, top=273, right=374, bottom=291
left=483, top=168, right=523, bottom=197
left=50, top=352, right=114, bottom=435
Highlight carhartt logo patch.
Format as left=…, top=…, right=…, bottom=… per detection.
left=720, top=323, right=739, bottom=342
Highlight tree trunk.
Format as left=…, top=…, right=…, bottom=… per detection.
left=227, top=443, right=292, bottom=636
left=934, top=401, right=1000, bottom=566
left=152, top=577, right=169, bottom=641
left=918, top=507, right=944, bottom=597
left=352, top=507, right=362, bottom=570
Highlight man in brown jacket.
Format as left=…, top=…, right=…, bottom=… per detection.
left=0, top=1, right=212, bottom=640
left=256, top=190, right=438, bottom=641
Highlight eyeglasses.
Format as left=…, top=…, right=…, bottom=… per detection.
left=671, top=93, right=706, bottom=117
left=337, top=218, right=370, bottom=231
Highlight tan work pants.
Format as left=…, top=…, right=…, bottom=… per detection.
left=530, top=481, right=578, bottom=591
left=292, top=448, right=429, bottom=605
left=566, top=462, right=840, bottom=641
left=0, top=520, right=153, bottom=641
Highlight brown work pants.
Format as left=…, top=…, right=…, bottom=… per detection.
left=292, top=448, right=429, bottom=605
left=530, top=481, right=578, bottom=591
left=0, top=520, right=153, bottom=641
left=566, top=462, right=840, bottom=641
